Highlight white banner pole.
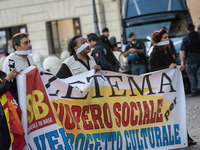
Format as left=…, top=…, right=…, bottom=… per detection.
left=17, top=75, right=29, bottom=150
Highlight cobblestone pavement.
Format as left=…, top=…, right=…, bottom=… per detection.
left=174, top=95, right=200, bottom=150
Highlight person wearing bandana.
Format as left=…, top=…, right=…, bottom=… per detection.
left=123, top=32, right=147, bottom=75
left=149, top=28, right=178, bottom=72
left=3, top=33, right=35, bottom=101
left=149, top=28, right=197, bottom=146
left=56, top=35, right=101, bottom=79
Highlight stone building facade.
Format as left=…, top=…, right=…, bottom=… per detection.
left=0, top=0, right=199, bottom=62
left=0, top=0, right=121, bottom=59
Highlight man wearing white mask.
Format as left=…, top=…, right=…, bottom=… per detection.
left=56, top=35, right=101, bottom=79
left=3, top=33, right=35, bottom=73
left=3, top=33, right=35, bottom=101
left=123, top=32, right=147, bottom=75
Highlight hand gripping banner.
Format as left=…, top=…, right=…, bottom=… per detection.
left=18, top=66, right=187, bottom=150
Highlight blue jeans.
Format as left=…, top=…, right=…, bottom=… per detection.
left=186, top=63, right=200, bottom=93
left=131, top=64, right=147, bottom=75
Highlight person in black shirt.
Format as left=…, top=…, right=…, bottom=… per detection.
left=87, top=33, right=120, bottom=72
left=180, top=23, right=200, bottom=97
left=150, top=28, right=197, bottom=146
left=99, top=28, right=121, bottom=52
left=149, top=28, right=177, bottom=72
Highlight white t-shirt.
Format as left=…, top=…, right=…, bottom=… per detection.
left=3, top=53, right=35, bottom=73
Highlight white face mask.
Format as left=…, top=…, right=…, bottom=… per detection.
left=156, top=40, right=170, bottom=46
left=15, top=49, right=32, bottom=55
left=131, top=40, right=137, bottom=44
left=76, top=43, right=89, bottom=54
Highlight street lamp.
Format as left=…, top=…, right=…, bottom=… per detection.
left=92, top=0, right=100, bottom=36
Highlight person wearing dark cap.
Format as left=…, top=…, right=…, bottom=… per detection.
left=150, top=28, right=197, bottom=146
left=180, top=23, right=200, bottom=97
left=100, top=27, right=121, bottom=52
left=123, top=32, right=147, bottom=75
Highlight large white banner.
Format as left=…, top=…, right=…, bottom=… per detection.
left=18, top=67, right=187, bottom=150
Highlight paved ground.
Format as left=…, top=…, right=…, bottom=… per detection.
left=174, top=95, right=200, bottom=150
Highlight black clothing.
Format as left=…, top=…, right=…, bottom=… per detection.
left=180, top=30, right=200, bottom=64
left=149, top=44, right=196, bottom=144
left=0, top=70, right=11, bottom=150
left=56, top=54, right=96, bottom=79
left=124, top=40, right=146, bottom=64
left=91, top=41, right=120, bottom=72
left=0, top=71, right=11, bottom=96
left=0, top=71, right=18, bottom=102
left=56, top=63, right=72, bottom=79
left=149, top=47, right=176, bottom=72
left=198, top=25, right=200, bottom=36
left=99, top=35, right=114, bottom=50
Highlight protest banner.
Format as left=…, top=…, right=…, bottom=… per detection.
left=18, top=67, right=187, bottom=150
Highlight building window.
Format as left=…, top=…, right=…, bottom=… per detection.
left=0, top=25, right=27, bottom=57
left=46, top=18, right=81, bottom=55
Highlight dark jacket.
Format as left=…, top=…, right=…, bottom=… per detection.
left=0, top=71, right=11, bottom=96
left=180, top=30, right=200, bottom=64
left=99, top=35, right=114, bottom=50
left=91, top=41, right=120, bottom=72
left=149, top=47, right=176, bottom=72
left=0, top=70, right=11, bottom=150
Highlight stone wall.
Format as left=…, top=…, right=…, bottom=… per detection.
left=186, top=0, right=200, bottom=31
left=0, top=0, right=121, bottom=57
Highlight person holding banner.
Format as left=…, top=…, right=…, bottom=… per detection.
left=0, top=69, right=19, bottom=96
left=149, top=28, right=177, bottom=72
left=149, top=28, right=197, bottom=146
left=0, top=69, right=23, bottom=150
left=3, top=33, right=35, bottom=102
left=56, top=35, right=101, bottom=78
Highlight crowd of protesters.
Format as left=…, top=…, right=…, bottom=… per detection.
left=1, top=23, right=200, bottom=149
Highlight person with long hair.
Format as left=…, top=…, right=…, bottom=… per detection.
left=149, top=28, right=197, bottom=146
left=56, top=35, right=101, bottom=78
left=149, top=28, right=177, bottom=72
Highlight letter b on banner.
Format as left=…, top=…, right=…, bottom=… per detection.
left=27, top=90, right=49, bottom=124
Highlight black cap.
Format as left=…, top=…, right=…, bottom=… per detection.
left=187, top=23, right=195, bottom=28
left=128, top=32, right=135, bottom=38
left=102, top=27, right=109, bottom=33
